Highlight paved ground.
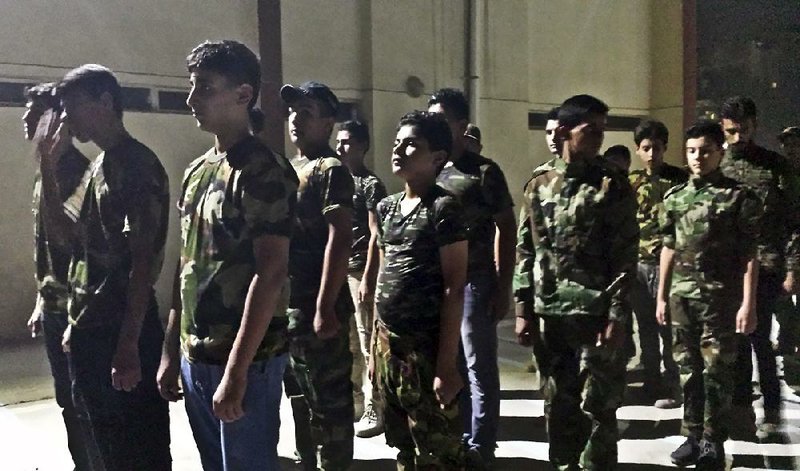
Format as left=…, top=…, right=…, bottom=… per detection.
left=1, top=318, right=799, bottom=470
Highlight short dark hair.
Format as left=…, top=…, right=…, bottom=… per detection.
left=720, top=96, right=757, bottom=122
left=545, top=107, right=560, bottom=121
left=58, top=64, right=123, bottom=118
left=338, top=120, right=370, bottom=149
left=428, top=88, right=469, bottom=121
left=24, top=82, right=60, bottom=110
left=634, top=119, right=669, bottom=146
left=604, top=144, right=631, bottom=163
left=685, top=120, right=725, bottom=149
left=557, top=94, right=609, bottom=129
left=398, top=110, right=452, bottom=173
left=187, top=40, right=261, bottom=110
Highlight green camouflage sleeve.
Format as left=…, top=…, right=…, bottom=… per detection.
left=320, top=160, right=355, bottom=215
left=240, top=154, right=297, bottom=238
left=125, top=159, right=170, bottom=249
left=513, top=180, right=535, bottom=319
left=737, top=188, right=764, bottom=261
left=606, top=179, right=639, bottom=323
left=433, top=194, right=467, bottom=247
left=779, top=166, right=800, bottom=274
left=659, top=191, right=677, bottom=250
left=365, top=176, right=388, bottom=212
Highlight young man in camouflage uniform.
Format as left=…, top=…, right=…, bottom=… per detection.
left=657, top=121, right=761, bottom=469
left=515, top=95, right=638, bottom=470
left=24, top=82, right=96, bottom=470
left=156, top=40, right=297, bottom=470
left=281, top=81, right=355, bottom=471
left=428, top=88, right=516, bottom=468
left=373, top=110, right=468, bottom=470
left=335, top=119, right=388, bottom=437
left=627, top=120, right=687, bottom=408
left=718, top=97, right=800, bottom=438
left=40, top=64, right=172, bottom=470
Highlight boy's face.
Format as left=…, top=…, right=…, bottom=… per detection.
left=335, top=130, right=367, bottom=164
left=635, top=138, right=666, bottom=170
left=686, top=136, right=723, bottom=177
left=391, top=124, right=445, bottom=180
left=186, top=69, right=249, bottom=134
left=721, top=117, right=756, bottom=150
left=559, top=113, right=606, bottom=159
left=545, top=119, right=559, bottom=155
left=288, top=97, right=334, bottom=151
left=427, top=103, right=467, bottom=153
left=61, top=89, right=105, bottom=143
left=780, top=136, right=800, bottom=162
left=22, top=100, right=46, bottom=141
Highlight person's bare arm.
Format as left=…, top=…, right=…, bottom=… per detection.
left=157, top=259, right=183, bottom=401
left=213, top=235, right=290, bottom=422
left=736, top=258, right=759, bottom=335
left=315, top=207, right=353, bottom=339
left=655, top=247, right=675, bottom=326
left=492, top=207, right=517, bottom=321
left=434, top=240, right=468, bottom=407
left=358, top=210, right=381, bottom=304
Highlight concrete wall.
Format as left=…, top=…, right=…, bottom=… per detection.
left=0, top=0, right=685, bottom=341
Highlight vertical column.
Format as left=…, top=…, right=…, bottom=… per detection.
left=258, top=0, right=285, bottom=152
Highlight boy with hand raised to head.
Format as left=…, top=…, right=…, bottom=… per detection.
left=372, top=110, right=468, bottom=470
left=157, top=40, right=298, bottom=471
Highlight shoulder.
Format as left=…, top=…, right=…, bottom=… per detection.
left=377, top=192, right=402, bottom=215
left=429, top=186, right=461, bottom=213
left=661, top=163, right=689, bottom=183
left=664, top=181, right=689, bottom=201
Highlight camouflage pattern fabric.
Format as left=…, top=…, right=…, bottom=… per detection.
left=670, top=295, right=739, bottom=442
left=535, top=316, right=627, bottom=470
left=177, top=136, right=297, bottom=364
left=68, top=137, right=169, bottom=327
left=32, top=145, right=90, bottom=313
left=719, top=144, right=800, bottom=274
left=660, top=169, right=762, bottom=300
left=628, top=164, right=687, bottom=264
left=437, top=151, right=513, bottom=274
left=289, top=151, right=355, bottom=334
left=349, top=167, right=386, bottom=272
left=514, top=156, right=638, bottom=322
left=375, top=323, right=465, bottom=470
left=375, top=186, right=466, bottom=337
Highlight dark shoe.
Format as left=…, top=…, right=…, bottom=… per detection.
left=727, top=404, right=757, bottom=441
left=696, top=439, right=725, bottom=470
left=670, top=436, right=701, bottom=466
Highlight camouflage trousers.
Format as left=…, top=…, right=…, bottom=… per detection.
left=535, top=316, right=627, bottom=471
left=670, top=295, right=738, bottom=442
left=375, top=324, right=465, bottom=470
left=285, top=320, right=354, bottom=471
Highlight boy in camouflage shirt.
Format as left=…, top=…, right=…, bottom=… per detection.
left=657, top=121, right=761, bottom=469
left=373, top=111, right=468, bottom=470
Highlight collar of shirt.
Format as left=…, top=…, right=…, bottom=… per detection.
left=690, top=168, right=723, bottom=188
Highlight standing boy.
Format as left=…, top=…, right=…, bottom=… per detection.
left=515, top=95, right=638, bottom=470
left=281, top=81, right=355, bottom=470
left=157, top=40, right=297, bottom=470
left=335, top=119, right=387, bottom=437
left=657, top=121, right=760, bottom=469
left=374, top=110, right=468, bottom=469
left=40, top=64, right=172, bottom=470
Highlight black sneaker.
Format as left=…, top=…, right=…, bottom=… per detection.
left=696, top=439, right=725, bottom=470
left=670, top=436, right=701, bottom=466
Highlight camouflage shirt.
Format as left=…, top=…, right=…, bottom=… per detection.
left=32, top=146, right=90, bottom=313
left=719, top=144, right=800, bottom=274
left=68, top=137, right=169, bottom=327
left=349, top=167, right=387, bottom=273
left=178, top=136, right=297, bottom=364
left=629, top=164, right=688, bottom=264
left=375, top=186, right=466, bottom=337
left=289, top=150, right=355, bottom=332
left=514, top=157, right=638, bottom=321
left=660, top=169, right=762, bottom=300
left=437, top=151, right=513, bottom=274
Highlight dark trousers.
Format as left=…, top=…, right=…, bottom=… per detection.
left=42, top=311, right=100, bottom=470
left=70, top=305, right=171, bottom=471
left=733, top=271, right=782, bottom=416
left=629, top=263, right=678, bottom=383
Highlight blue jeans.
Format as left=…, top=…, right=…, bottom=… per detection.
left=458, top=271, right=500, bottom=459
left=182, top=354, right=288, bottom=471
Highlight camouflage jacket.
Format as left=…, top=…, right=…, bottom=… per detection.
left=719, top=144, right=800, bottom=275
left=178, top=137, right=297, bottom=364
left=514, top=157, right=638, bottom=321
left=68, top=137, right=169, bottom=327
left=660, top=169, right=762, bottom=300
left=289, top=150, right=355, bottom=331
left=349, top=166, right=387, bottom=273
left=375, top=186, right=466, bottom=337
left=437, top=151, right=513, bottom=274
left=629, top=164, right=688, bottom=264
left=32, top=145, right=90, bottom=313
